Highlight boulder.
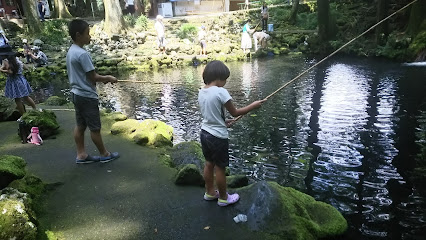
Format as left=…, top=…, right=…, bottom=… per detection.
left=21, top=110, right=60, bottom=139
left=44, top=96, right=67, bottom=106
left=174, top=164, right=204, bottom=186
left=0, top=188, right=37, bottom=240
left=0, top=95, right=20, bottom=121
left=0, top=155, right=26, bottom=189
left=233, top=181, right=348, bottom=239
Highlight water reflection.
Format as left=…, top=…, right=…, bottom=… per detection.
left=97, top=56, right=426, bottom=239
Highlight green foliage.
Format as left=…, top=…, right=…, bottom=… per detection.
left=296, top=12, right=317, bottom=30
left=306, top=1, right=317, bottom=12
left=271, top=7, right=291, bottom=24
left=45, top=96, right=67, bottom=106
left=123, top=14, right=137, bottom=27
left=135, top=15, right=148, bottom=31
left=409, top=30, right=426, bottom=56
left=39, top=20, right=69, bottom=45
left=177, top=23, right=198, bottom=40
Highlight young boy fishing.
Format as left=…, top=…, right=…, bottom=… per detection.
left=199, top=60, right=265, bottom=206
left=67, top=19, right=119, bottom=164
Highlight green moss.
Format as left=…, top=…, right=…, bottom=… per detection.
left=0, top=155, right=26, bottom=179
left=21, top=110, right=60, bottom=138
left=0, top=199, right=37, bottom=240
left=45, top=96, right=67, bottom=106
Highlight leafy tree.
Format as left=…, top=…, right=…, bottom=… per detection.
left=103, top=0, right=126, bottom=34
left=407, top=0, right=426, bottom=36
left=375, top=0, right=389, bottom=44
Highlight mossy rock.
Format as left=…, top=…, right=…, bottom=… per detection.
left=0, top=155, right=26, bottom=189
left=111, top=118, right=173, bottom=147
left=174, top=164, right=204, bottom=186
left=21, top=110, right=59, bottom=139
left=44, top=96, right=67, bottom=106
left=233, top=181, right=347, bottom=239
left=0, top=95, right=20, bottom=121
left=170, top=141, right=205, bottom=171
left=226, top=174, right=249, bottom=188
left=0, top=188, right=37, bottom=240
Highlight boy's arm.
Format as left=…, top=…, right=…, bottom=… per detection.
left=224, top=99, right=266, bottom=117
left=86, top=70, right=117, bottom=84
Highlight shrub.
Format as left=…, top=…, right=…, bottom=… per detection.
left=177, top=23, right=198, bottom=40
left=40, top=19, right=69, bottom=44
left=296, top=12, right=317, bottom=30
left=135, top=15, right=148, bottom=31
left=124, top=14, right=137, bottom=27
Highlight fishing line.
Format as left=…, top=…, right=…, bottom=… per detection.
left=232, top=0, right=418, bottom=123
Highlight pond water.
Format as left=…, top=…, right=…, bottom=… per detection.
left=93, top=55, right=425, bottom=239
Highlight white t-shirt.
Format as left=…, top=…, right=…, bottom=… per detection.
left=155, top=21, right=164, bottom=37
left=126, top=0, right=135, bottom=5
left=198, top=86, right=232, bottom=139
left=66, top=44, right=97, bottom=99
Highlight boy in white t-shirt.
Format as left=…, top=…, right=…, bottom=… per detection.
left=198, top=60, right=265, bottom=206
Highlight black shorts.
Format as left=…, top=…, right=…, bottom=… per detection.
left=200, top=40, right=206, bottom=48
left=200, top=130, right=229, bottom=168
left=127, top=5, right=135, bottom=14
left=71, top=93, right=101, bottom=131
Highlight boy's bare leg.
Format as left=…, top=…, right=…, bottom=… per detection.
left=74, top=126, right=87, bottom=159
left=90, top=130, right=109, bottom=157
left=215, top=166, right=227, bottom=200
left=204, top=161, right=216, bottom=195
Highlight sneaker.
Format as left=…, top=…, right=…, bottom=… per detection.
left=204, top=190, right=219, bottom=201
left=76, top=155, right=100, bottom=164
left=99, top=152, right=120, bottom=163
left=16, top=117, right=22, bottom=122
left=218, top=193, right=240, bottom=207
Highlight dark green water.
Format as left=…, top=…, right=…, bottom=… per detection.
left=95, top=55, right=426, bottom=239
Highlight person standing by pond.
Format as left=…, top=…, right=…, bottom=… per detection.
left=155, top=15, right=166, bottom=54
left=38, top=0, right=46, bottom=22
left=66, top=19, right=120, bottom=164
left=241, top=20, right=254, bottom=54
left=125, top=0, right=136, bottom=15
left=261, top=2, right=269, bottom=32
left=199, top=60, right=265, bottom=206
left=198, top=25, right=207, bottom=56
left=0, top=46, right=38, bottom=117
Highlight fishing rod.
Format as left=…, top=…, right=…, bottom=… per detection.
left=231, top=0, right=419, bottom=124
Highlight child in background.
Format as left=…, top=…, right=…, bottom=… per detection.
left=22, top=39, right=31, bottom=64
left=198, top=25, right=207, bottom=56
left=199, top=60, right=265, bottom=206
left=0, top=46, right=38, bottom=117
left=67, top=19, right=119, bottom=164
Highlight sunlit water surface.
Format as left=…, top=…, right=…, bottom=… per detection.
left=94, top=55, right=426, bottom=239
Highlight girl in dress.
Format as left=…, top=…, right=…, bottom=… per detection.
left=0, top=46, right=38, bottom=116
left=241, top=20, right=253, bottom=54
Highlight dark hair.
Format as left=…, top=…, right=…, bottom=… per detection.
left=7, top=55, right=19, bottom=75
left=68, top=19, right=89, bottom=41
left=202, top=60, right=230, bottom=84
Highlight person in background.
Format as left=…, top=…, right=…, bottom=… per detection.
left=261, top=2, right=269, bottom=32
left=0, top=30, right=9, bottom=48
left=38, top=0, right=46, bottom=22
left=241, top=20, right=254, bottom=54
left=155, top=15, right=166, bottom=54
left=125, top=0, right=136, bottom=15
left=0, top=46, right=38, bottom=117
left=22, top=39, right=32, bottom=64
left=199, top=60, right=265, bottom=207
left=67, top=19, right=119, bottom=164
left=253, top=31, right=271, bottom=51
left=198, top=25, right=207, bottom=56
left=29, top=46, right=48, bottom=67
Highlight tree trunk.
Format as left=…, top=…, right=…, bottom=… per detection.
left=317, top=0, right=330, bottom=41
left=22, top=0, right=42, bottom=33
left=54, top=0, right=73, bottom=18
left=375, top=0, right=389, bottom=44
left=406, top=0, right=426, bottom=36
left=149, top=0, right=157, bottom=17
left=135, top=0, right=143, bottom=16
left=289, top=0, right=300, bottom=25
left=103, top=0, right=126, bottom=35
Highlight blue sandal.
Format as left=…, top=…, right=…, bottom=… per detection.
left=100, top=152, right=120, bottom=163
left=75, top=155, right=100, bottom=164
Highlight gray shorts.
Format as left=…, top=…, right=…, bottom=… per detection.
left=71, top=93, right=101, bottom=131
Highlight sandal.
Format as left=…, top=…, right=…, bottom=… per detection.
left=203, top=190, right=219, bottom=201
left=75, top=155, right=100, bottom=164
left=218, top=193, right=240, bottom=207
left=100, top=152, right=120, bottom=163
